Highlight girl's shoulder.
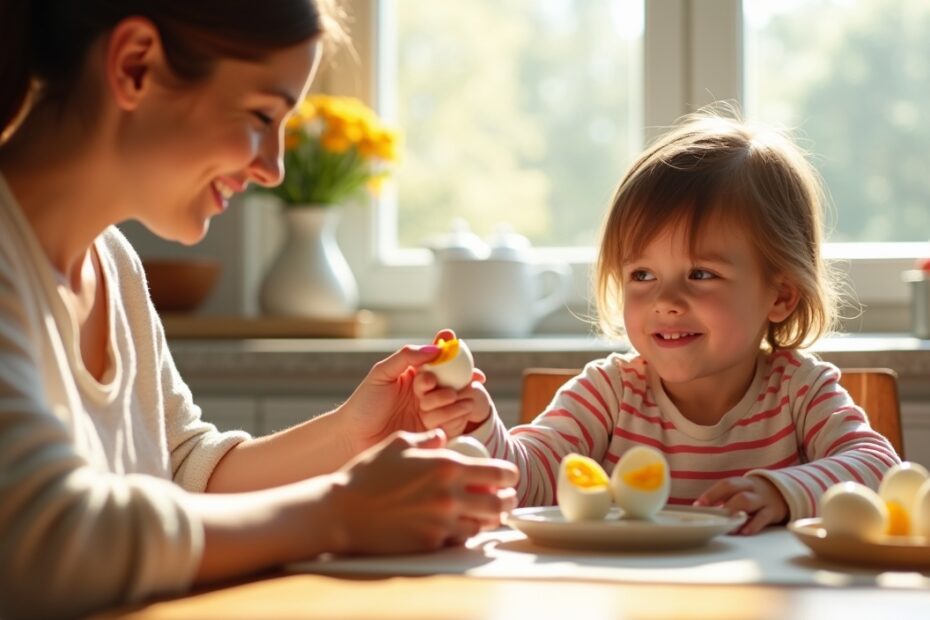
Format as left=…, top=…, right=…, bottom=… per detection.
left=760, top=348, right=839, bottom=392
left=581, top=350, right=649, bottom=386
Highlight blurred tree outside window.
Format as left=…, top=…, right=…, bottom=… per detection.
left=385, top=0, right=643, bottom=250
left=745, top=0, right=930, bottom=242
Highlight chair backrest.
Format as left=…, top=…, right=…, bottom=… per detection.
left=520, top=367, right=904, bottom=457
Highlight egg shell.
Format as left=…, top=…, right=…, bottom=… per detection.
left=557, top=454, right=612, bottom=522
left=878, top=461, right=930, bottom=511
left=610, top=445, right=670, bottom=520
left=446, top=436, right=490, bottom=459
left=913, top=479, right=930, bottom=538
left=820, top=481, right=888, bottom=541
left=423, top=339, right=475, bottom=390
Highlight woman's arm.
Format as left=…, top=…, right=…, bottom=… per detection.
left=192, top=430, right=518, bottom=582
left=204, top=342, right=442, bottom=492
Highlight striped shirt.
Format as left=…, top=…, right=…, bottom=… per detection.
left=472, top=349, right=900, bottom=520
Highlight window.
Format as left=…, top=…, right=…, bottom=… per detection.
left=331, top=0, right=925, bottom=320
left=745, top=0, right=930, bottom=243
left=382, top=0, right=643, bottom=251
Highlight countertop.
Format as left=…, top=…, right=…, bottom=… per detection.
left=168, top=333, right=930, bottom=401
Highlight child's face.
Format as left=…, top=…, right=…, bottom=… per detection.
left=122, top=38, right=321, bottom=245
left=620, top=216, right=793, bottom=390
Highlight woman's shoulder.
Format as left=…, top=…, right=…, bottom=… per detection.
left=98, top=226, right=145, bottom=274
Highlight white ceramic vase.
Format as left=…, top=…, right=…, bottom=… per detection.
left=260, top=206, right=358, bottom=318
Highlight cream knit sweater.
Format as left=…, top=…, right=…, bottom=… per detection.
left=0, top=175, right=248, bottom=619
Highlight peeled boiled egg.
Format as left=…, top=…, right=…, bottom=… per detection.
left=446, top=436, right=490, bottom=459
left=557, top=454, right=612, bottom=522
left=878, top=462, right=930, bottom=536
left=423, top=337, right=475, bottom=390
left=610, top=446, right=670, bottom=520
left=912, top=479, right=930, bottom=538
left=820, top=481, right=888, bottom=541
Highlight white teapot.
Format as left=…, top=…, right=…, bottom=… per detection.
left=430, top=222, right=571, bottom=338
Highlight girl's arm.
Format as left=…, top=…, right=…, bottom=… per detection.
left=466, top=355, right=628, bottom=506
left=749, top=361, right=900, bottom=519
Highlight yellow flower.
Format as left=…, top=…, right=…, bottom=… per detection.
left=260, top=94, right=402, bottom=206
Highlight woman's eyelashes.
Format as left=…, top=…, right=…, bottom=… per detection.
left=252, top=110, right=275, bottom=126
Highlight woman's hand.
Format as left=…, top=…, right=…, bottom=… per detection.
left=327, top=430, right=519, bottom=554
left=335, top=336, right=447, bottom=455
left=693, top=476, right=788, bottom=535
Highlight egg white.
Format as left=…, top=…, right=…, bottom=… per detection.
left=424, top=339, right=474, bottom=390
left=820, top=481, right=888, bottom=541
left=610, top=445, right=670, bottom=520
left=557, top=454, right=612, bottom=522
left=447, top=436, right=490, bottom=459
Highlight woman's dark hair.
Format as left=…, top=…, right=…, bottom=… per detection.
left=0, top=0, right=335, bottom=141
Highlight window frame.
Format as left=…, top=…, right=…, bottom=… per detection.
left=327, top=0, right=925, bottom=316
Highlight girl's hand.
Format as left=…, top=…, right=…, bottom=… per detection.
left=328, top=430, right=519, bottom=554
left=413, top=366, right=493, bottom=439
left=693, top=476, right=788, bottom=535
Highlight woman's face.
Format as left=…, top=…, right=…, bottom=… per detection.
left=122, top=37, right=321, bottom=245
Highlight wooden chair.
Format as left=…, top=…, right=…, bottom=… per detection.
left=520, top=367, right=904, bottom=457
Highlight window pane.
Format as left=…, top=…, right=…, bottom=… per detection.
left=744, top=0, right=930, bottom=242
left=384, top=0, right=643, bottom=249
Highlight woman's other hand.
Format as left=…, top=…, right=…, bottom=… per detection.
left=328, top=430, right=519, bottom=553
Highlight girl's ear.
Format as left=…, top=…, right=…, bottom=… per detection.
left=105, top=17, right=167, bottom=111
left=768, top=274, right=801, bottom=324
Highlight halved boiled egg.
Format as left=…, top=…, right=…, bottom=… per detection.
left=610, top=446, right=670, bottom=520
left=820, top=481, right=888, bottom=541
left=557, top=454, right=612, bottom=522
left=423, top=337, right=475, bottom=390
left=878, top=461, right=930, bottom=536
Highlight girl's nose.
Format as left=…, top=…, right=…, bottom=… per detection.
left=654, top=283, right=687, bottom=314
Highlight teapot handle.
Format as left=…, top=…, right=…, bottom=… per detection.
left=532, top=263, right=573, bottom=320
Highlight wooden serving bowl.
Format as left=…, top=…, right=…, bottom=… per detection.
left=142, top=258, right=220, bottom=313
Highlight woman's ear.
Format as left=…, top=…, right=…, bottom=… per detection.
left=105, top=17, right=167, bottom=111
left=768, top=274, right=801, bottom=323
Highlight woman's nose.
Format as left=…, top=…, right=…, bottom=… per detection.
left=248, top=136, right=285, bottom=187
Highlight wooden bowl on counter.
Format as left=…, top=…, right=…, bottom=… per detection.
left=142, top=258, right=220, bottom=313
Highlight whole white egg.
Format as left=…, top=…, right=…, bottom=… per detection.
left=557, top=454, right=612, bottom=522
left=423, top=337, right=474, bottom=390
left=820, top=481, right=888, bottom=541
left=609, top=445, right=670, bottom=520
left=912, top=479, right=930, bottom=538
left=446, top=436, right=490, bottom=459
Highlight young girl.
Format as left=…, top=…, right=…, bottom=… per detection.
left=0, top=2, right=517, bottom=617
left=415, top=112, right=900, bottom=536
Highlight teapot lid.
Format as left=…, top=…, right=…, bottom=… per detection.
left=428, top=218, right=488, bottom=260
left=487, top=223, right=531, bottom=260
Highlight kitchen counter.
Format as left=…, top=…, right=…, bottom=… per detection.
left=169, top=333, right=930, bottom=399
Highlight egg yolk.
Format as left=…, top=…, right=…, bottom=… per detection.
left=431, top=337, right=460, bottom=365
left=885, top=500, right=910, bottom=536
left=622, top=462, right=666, bottom=491
left=564, top=456, right=609, bottom=489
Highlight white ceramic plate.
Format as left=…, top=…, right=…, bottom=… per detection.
left=504, top=506, right=746, bottom=551
left=789, top=518, right=930, bottom=569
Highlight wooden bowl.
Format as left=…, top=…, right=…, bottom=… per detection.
left=142, top=259, right=220, bottom=313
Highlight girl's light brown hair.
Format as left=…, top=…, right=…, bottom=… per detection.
left=595, top=110, right=838, bottom=351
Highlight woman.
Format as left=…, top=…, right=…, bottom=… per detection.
left=0, top=2, right=518, bottom=618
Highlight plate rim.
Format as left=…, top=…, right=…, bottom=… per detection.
left=788, top=516, right=930, bottom=569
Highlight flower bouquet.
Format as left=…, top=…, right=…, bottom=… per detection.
left=265, top=94, right=401, bottom=206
